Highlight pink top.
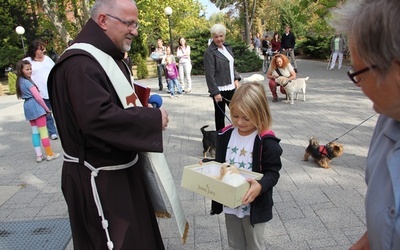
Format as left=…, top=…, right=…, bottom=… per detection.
left=165, top=63, right=179, bottom=80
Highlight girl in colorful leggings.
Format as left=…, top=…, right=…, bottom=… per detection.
left=15, top=60, right=60, bottom=163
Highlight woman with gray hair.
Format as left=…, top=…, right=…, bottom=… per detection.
left=204, top=23, right=241, bottom=131
left=330, top=0, right=400, bottom=249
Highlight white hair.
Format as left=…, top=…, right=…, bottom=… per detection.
left=90, top=0, right=136, bottom=18
left=210, top=24, right=226, bottom=36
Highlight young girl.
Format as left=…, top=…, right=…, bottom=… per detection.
left=16, top=60, right=60, bottom=163
left=211, top=82, right=282, bottom=250
left=165, top=55, right=183, bottom=98
left=161, top=46, right=176, bottom=92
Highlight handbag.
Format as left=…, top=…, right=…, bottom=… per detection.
left=150, top=52, right=160, bottom=61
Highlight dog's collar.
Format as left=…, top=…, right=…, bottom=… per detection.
left=283, top=80, right=291, bottom=87
left=320, top=145, right=335, bottom=159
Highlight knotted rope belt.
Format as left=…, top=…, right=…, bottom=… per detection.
left=63, top=152, right=138, bottom=250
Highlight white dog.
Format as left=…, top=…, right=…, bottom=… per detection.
left=275, top=76, right=309, bottom=105
left=242, top=74, right=265, bottom=83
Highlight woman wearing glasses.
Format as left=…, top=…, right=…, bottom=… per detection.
left=23, top=40, right=58, bottom=140
left=266, top=54, right=296, bottom=102
left=331, top=0, right=400, bottom=249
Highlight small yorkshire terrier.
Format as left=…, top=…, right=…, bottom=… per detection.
left=303, top=137, right=344, bottom=168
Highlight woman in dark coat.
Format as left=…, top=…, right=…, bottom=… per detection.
left=204, top=23, right=241, bottom=131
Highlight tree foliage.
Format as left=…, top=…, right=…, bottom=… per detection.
left=0, top=0, right=345, bottom=76
left=7, top=72, right=17, bottom=95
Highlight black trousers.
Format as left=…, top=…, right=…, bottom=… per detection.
left=157, top=63, right=166, bottom=89
left=213, top=89, right=235, bottom=131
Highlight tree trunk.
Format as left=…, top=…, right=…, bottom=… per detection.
left=243, top=0, right=257, bottom=46
left=243, top=0, right=250, bottom=45
left=39, top=0, right=71, bottom=44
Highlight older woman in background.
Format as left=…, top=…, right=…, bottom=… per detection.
left=204, top=23, right=241, bottom=131
left=331, top=0, right=400, bottom=249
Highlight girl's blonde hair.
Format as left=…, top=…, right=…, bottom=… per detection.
left=229, top=82, right=272, bottom=133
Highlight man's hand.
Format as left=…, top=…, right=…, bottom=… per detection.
left=160, top=108, right=169, bottom=130
left=349, top=232, right=370, bottom=250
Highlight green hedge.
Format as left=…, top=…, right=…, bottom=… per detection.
left=186, top=30, right=262, bottom=75
left=296, top=35, right=331, bottom=60
left=8, top=72, right=16, bottom=95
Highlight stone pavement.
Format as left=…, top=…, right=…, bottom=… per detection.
left=0, top=59, right=376, bottom=249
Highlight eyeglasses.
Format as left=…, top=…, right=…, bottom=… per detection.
left=106, top=14, right=139, bottom=30
left=347, top=65, right=376, bottom=84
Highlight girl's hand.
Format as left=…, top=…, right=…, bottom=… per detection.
left=242, top=178, right=262, bottom=204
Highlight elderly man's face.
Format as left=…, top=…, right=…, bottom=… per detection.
left=349, top=38, right=400, bottom=120
left=212, top=33, right=225, bottom=48
left=105, top=0, right=139, bottom=52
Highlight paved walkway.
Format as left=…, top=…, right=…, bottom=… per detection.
left=0, top=59, right=376, bottom=249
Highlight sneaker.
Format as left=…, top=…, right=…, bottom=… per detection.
left=169, top=95, right=174, bottom=99
left=186, top=89, right=192, bottom=93
left=50, top=134, right=58, bottom=140
left=272, top=97, right=278, bottom=102
left=36, top=155, right=44, bottom=163
left=46, top=153, right=61, bottom=161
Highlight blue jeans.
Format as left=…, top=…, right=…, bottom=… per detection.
left=168, top=78, right=182, bottom=96
left=44, top=99, right=58, bottom=136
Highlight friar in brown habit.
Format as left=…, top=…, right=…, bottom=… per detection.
left=48, top=0, right=169, bottom=249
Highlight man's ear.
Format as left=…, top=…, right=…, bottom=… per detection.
left=395, top=61, right=400, bottom=86
left=97, top=14, right=108, bottom=31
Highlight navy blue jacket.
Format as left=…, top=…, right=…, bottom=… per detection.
left=281, top=32, right=296, bottom=49
left=211, top=125, right=282, bottom=226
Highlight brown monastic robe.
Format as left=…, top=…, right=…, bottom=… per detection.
left=48, top=19, right=165, bottom=249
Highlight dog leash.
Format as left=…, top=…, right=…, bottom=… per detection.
left=215, top=97, right=232, bottom=124
left=329, top=113, right=376, bottom=143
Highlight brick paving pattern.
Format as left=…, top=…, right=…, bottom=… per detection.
left=0, top=59, right=374, bottom=249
